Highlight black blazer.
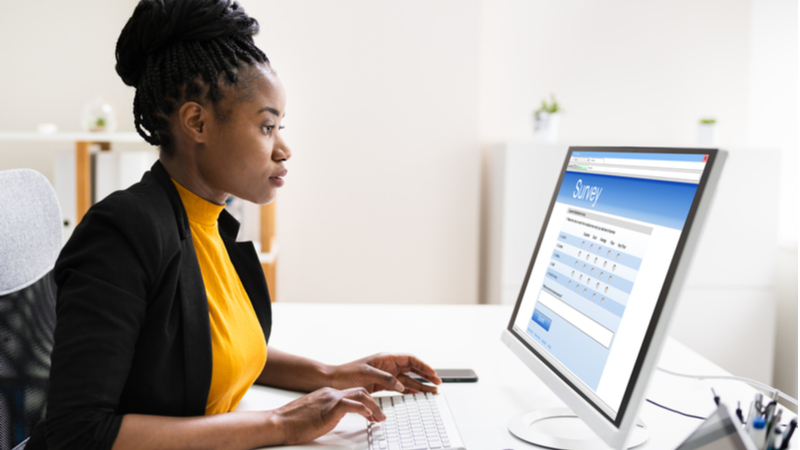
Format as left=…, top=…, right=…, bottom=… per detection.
left=28, top=161, right=272, bottom=450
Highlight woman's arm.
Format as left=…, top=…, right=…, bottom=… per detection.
left=257, top=347, right=442, bottom=394
left=111, top=386, right=384, bottom=450
left=255, top=347, right=338, bottom=391
left=112, top=411, right=279, bottom=450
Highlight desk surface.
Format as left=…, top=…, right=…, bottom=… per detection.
left=239, top=303, right=795, bottom=450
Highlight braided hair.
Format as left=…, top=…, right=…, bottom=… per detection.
left=115, top=0, right=269, bottom=155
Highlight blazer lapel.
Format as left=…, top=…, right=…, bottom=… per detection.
left=219, top=210, right=273, bottom=343
left=149, top=161, right=213, bottom=416
left=178, top=239, right=213, bottom=415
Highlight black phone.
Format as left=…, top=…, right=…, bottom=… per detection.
left=410, top=369, right=478, bottom=383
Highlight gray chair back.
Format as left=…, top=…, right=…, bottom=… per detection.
left=0, top=169, right=62, bottom=450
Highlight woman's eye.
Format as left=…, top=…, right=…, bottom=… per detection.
left=262, top=125, right=285, bottom=135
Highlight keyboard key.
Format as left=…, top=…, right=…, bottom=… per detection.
left=369, top=393, right=460, bottom=450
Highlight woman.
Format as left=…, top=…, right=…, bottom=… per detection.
left=26, top=1, right=440, bottom=449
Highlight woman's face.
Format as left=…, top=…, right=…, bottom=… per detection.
left=196, top=64, right=291, bottom=205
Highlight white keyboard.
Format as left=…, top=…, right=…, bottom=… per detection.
left=367, top=392, right=466, bottom=450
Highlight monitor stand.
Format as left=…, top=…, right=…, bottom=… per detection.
left=508, top=408, right=649, bottom=450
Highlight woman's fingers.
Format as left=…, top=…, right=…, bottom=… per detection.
left=397, top=373, right=438, bottom=394
left=276, top=387, right=386, bottom=445
left=335, top=398, right=373, bottom=419
left=402, top=356, right=441, bottom=385
left=374, top=353, right=441, bottom=385
left=340, top=387, right=385, bottom=421
left=365, top=365, right=405, bottom=392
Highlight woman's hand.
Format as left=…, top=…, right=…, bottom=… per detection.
left=274, top=387, right=385, bottom=445
left=329, top=353, right=442, bottom=394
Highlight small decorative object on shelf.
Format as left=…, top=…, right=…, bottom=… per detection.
left=697, top=117, right=718, bottom=147
left=81, top=96, right=119, bottom=132
left=36, top=123, right=58, bottom=135
left=534, top=95, right=561, bottom=143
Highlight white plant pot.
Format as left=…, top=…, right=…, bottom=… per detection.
left=697, top=123, right=718, bottom=147
left=534, top=112, right=561, bottom=143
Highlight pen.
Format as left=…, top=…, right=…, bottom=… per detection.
left=737, top=401, right=745, bottom=425
left=768, top=427, right=783, bottom=450
left=764, top=402, right=776, bottom=430
left=779, top=418, right=796, bottom=450
left=767, top=409, right=783, bottom=438
left=756, top=393, right=764, bottom=416
left=747, top=401, right=758, bottom=431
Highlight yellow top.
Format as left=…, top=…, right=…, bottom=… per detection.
left=172, top=180, right=267, bottom=415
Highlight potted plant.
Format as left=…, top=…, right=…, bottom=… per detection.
left=697, top=117, right=718, bottom=146
left=534, top=95, right=561, bottom=143
left=81, top=96, right=119, bottom=133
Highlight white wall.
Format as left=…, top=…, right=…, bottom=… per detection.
left=746, top=0, right=798, bottom=247
left=774, top=246, right=798, bottom=400
left=221, top=1, right=483, bottom=305
left=0, top=0, right=483, bottom=306
left=744, top=0, right=798, bottom=399
left=0, top=0, right=145, bottom=180
left=480, top=0, right=752, bottom=147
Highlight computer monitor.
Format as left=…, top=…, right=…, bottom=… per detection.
left=501, top=147, right=726, bottom=450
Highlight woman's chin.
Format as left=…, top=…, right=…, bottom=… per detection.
left=254, top=191, right=277, bottom=205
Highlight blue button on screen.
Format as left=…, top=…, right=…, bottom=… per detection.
left=532, top=309, right=552, bottom=331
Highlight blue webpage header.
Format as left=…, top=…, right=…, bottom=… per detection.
left=571, top=151, right=706, bottom=162
left=556, top=171, right=699, bottom=229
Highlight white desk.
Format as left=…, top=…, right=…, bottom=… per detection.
left=238, top=303, right=795, bottom=449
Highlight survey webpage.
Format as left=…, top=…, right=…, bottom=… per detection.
left=513, top=151, right=708, bottom=416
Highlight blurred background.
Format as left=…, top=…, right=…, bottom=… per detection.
left=0, top=0, right=796, bottom=402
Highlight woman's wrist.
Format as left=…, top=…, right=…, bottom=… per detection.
left=320, top=362, right=339, bottom=389
left=262, top=409, right=286, bottom=446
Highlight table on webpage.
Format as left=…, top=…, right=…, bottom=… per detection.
left=527, top=207, right=651, bottom=390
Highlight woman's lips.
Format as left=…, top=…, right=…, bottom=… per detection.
left=269, top=169, right=287, bottom=187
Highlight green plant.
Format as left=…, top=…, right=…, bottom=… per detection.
left=96, top=117, right=106, bottom=127
left=535, top=95, right=561, bottom=115
left=699, top=118, right=716, bottom=125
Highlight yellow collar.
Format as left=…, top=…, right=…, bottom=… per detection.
left=171, top=179, right=226, bottom=227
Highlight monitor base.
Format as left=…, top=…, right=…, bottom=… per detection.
left=508, top=408, right=648, bottom=450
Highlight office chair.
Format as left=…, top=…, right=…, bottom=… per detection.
left=0, top=169, right=62, bottom=450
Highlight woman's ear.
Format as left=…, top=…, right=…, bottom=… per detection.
left=178, top=102, right=210, bottom=144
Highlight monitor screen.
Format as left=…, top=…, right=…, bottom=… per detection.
left=508, top=147, right=716, bottom=426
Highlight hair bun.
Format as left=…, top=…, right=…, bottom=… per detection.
left=115, top=0, right=260, bottom=87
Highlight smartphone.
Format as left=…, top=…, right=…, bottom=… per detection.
left=410, top=369, right=478, bottom=383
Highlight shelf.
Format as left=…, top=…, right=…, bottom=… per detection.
left=0, top=131, right=145, bottom=143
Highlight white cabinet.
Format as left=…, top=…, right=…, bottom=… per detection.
left=93, top=150, right=159, bottom=203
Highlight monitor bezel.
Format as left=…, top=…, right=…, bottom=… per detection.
left=503, top=146, right=724, bottom=448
